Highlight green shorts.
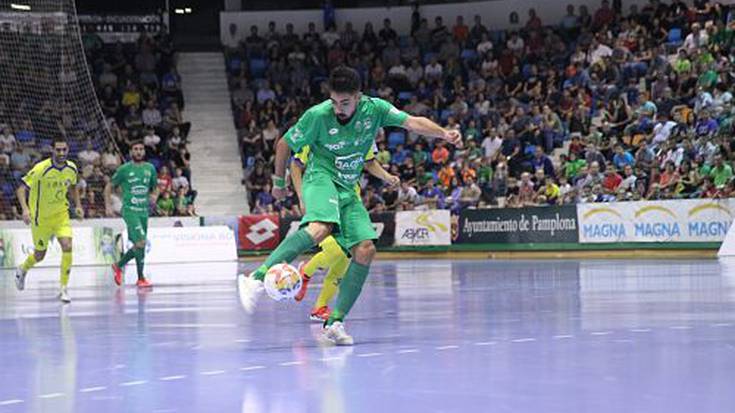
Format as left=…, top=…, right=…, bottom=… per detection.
left=301, top=172, right=376, bottom=251
left=123, top=212, right=149, bottom=244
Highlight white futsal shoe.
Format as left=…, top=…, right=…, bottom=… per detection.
left=15, top=266, right=27, bottom=291
left=323, top=321, right=354, bottom=346
left=237, top=272, right=264, bottom=314
left=58, top=287, right=71, bottom=303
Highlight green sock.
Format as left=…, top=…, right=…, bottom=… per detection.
left=327, top=261, right=370, bottom=325
left=118, top=247, right=137, bottom=268
left=134, top=248, right=145, bottom=280
left=253, top=229, right=316, bottom=281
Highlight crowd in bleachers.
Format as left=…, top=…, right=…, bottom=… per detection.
left=0, top=29, right=196, bottom=220
left=227, top=0, right=735, bottom=215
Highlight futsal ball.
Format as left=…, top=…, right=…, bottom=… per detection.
left=264, top=263, right=302, bottom=301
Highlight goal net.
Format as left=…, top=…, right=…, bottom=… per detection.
left=0, top=0, right=113, bottom=220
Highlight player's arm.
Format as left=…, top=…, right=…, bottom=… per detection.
left=104, top=169, right=121, bottom=217
left=290, top=158, right=305, bottom=209
left=16, top=184, right=31, bottom=225
left=70, top=183, right=84, bottom=219
left=273, top=110, right=317, bottom=199
left=402, top=115, right=462, bottom=147
left=364, top=159, right=399, bottom=187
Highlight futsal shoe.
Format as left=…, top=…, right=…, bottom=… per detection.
left=294, top=261, right=310, bottom=302
left=136, top=278, right=152, bottom=289
left=15, top=266, right=27, bottom=291
left=237, top=272, right=264, bottom=314
left=58, top=287, right=71, bottom=303
left=323, top=321, right=354, bottom=346
left=310, top=306, right=331, bottom=322
left=112, top=264, right=123, bottom=286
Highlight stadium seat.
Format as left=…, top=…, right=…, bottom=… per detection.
left=398, top=91, right=414, bottom=102
left=461, top=49, right=477, bottom=62
left=249, top=58, right=268, bottom=79
left=387, top=131, right=405, bottom=150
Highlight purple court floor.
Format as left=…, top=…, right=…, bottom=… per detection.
left=1, top=258, right=735, bottom=413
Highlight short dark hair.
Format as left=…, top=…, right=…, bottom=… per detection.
left=52, top=136, right=67, bottom=146
left=328, top=66, right=361, bottom=94
left=129, top=139, right=145, bottom=148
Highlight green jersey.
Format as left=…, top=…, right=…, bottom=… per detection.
left=111, top=161, right=157, bottom=216
left=283, top=96, right=408, bottom=190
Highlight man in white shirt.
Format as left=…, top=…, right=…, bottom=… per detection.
left=0, top=126, right=16, bottom=154
left=506, top=32, right=524, bottom=54
left=78, top=142, right=101, bottom=166
left=142, top=100, right=162, bottom=128
left=683, top=23, right=709, bottom=54
left=405, top=59, right=424, bottom=86
left=651, top=113, right=677, bottom=147
left=481, top=132, right=502, bottom=160
left=588, top=38, right=612, bottom=65
left=144, top=128, right=161, bottom=153
left=424, top=56, right=443, bottom=83
left=476, top=32, right=493, bottom=55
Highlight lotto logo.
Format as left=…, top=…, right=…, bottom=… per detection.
left=239, top=215, right=280, bottom=250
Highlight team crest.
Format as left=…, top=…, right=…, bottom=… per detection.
left=329, top=128, right=339, bottom=135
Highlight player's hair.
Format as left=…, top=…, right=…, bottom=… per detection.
left=328, top=66, right=361, bottom=94
left=129, top=139, right=145, bottom=148
left=52, top=136, right=68, bottom=146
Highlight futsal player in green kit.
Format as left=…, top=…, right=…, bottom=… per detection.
left=105, top=141, right=158, bottom=288
left=237, top=66, right=462, bottom=345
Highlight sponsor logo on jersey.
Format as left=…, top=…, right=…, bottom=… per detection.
left=328, top=128, right=339, bottom=135
left=325, top=141, right=347, bottom=151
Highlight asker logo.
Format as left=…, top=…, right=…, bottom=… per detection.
left=401, top=227, right=430, bottom=240
left=247, top=218, right=278, bottom=245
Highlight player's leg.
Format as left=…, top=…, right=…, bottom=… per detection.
left=15, top=222, right=51, bottom=291
left=316, top=252, right=349, bottom=307
left=55, top=216, right=72, bottom=303
left=133, top=215, right=151, bottom=287
left=295, top=236, right=342, bottom=302
left=113, top=213, right=144, bottom=286
left=237, top=174, right=339, bottom=313
left=323, top=194, right=377, bottom=345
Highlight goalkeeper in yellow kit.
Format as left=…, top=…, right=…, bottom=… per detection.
left=290, top=139, right=398, bottom=322
left=15, top=138, right=84, bottom=303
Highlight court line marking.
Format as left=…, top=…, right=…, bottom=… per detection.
left=278, top=361, right=303, bottom=367
left=629, top=328, right=651, bottom=333
left=669, top=326, right=692, bottom=330
left=160, top=375, right=187, bottom=381
left=146, top=323, right=238, bottom=328
left=39, top=393, right=64, bottom=399
left=201, top=370, right=226, bottom=376
left=320, top=356, right=345, bottom=362
left=396, top=349, right=419, bottom=354
left=357, top=352, right=383, bottom=358
left=79, top=386, right=107, bottom=393
left=553, top=335, right=574, bottom=339
left=473, top=341, right=497, bottom=346
left=119, top=380, right=147, bottom=387
left=710, top=323, right=733, bottom=327
left=435, top=345, right=460, bottom=350
left=234, top=339, right=251, bottom=343
left=590, top=331, right=612, bottom=336
left=511, top=338, right=537, bottom=343
left=0, top=400, right=23, bottom=406
left=239, top=366, right=266, bottom=371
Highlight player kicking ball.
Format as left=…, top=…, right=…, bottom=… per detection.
left=105, top=141, right=158, bottom=288
left=15, top=137, right=83, bottom=303
left=237, top=66, right=461, bottom=345
left=290, top=140, right=398, bottom=322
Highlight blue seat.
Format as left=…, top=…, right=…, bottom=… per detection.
left=668, top=28, right=682, bottom=45
left=229, top=57, right=242, bottom=73
left=422, top=52, right=437, bottom=65
left=398, top=91, right=413, bottom=101
left=249, top=58, right=268, bottom=78
left=440, top=109, right=452, bottom=122
left=387, top=131, right=405, bottom=150
left=460, top=49, right=477, bottom=62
